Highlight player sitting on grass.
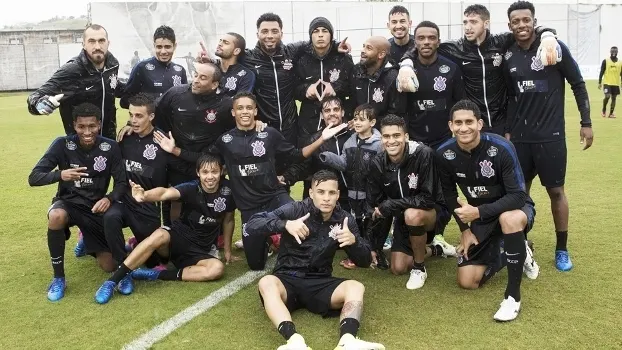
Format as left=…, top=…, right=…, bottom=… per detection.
left=93, top=154, right=234, bottom=304
left=246, top=170, right=385, bottom=350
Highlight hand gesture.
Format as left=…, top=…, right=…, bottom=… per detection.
left=456, top=229, right=479, bottom=260
left=36, top=94, right=64, bottom=115
left=285, top=213, right=310, bottom=244
left=396, top=66, right=419, bottom=93
left=537, top=32, right=562, bottom=66
left=92, top=197, right=111, bottom=213
left=319, top=81, right=336, bottom=100
left=321, top=122, right=348, bottom=141
left=504, top=133, right=511, bottom=141
left=277, top=175, right=287, bottom=186
left=61, top=167, right=89, bottom=181
left=197, top=41, right=211, bottom=63
left=372, top=207, right=383, bottom=221
left=117, top=125, right=133, bottom=142
left=454, top=198, right=480, bottom=223
left=130, top=180, right=146, bottom=202
left=580, top=127, right=594, bottom=150
left=336, top=217, right=356, bottom=248
left=154, top=131, right=176, bottom=153
left=306, top=79, right=322, bottom=100
left=338, top=37, right=351, bottom=53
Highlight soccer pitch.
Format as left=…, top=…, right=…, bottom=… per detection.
left=1, top=83, right=621, bottom=349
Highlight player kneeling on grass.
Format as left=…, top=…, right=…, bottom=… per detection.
left=435, top=100, right=539, bottom=322
left=246, top=170, right=384, bottom=350
left=94, top=154, right=234, bottom=304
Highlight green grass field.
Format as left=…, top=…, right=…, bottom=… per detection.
left=1, top=82, right=621, bottom=349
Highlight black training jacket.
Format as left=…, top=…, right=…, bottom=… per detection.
left=245, top=198, right=372, bottom=277
left=350, top=59, right=406, bottom=122
left=120, top=57, right=188, bottom=109
left=436, top=133, right=532, bottom=231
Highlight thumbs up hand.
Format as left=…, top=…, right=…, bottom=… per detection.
left=36, top=94, right=64, bottom=115
left=454, top=198, right=480, bottom=223
left=285, top=213, right=311, bottom=244
left=336, top=217, right=356, bottom=248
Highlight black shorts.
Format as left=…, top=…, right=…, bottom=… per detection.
left=48, top=200, right=108, bottom=255
left=164, top=221, right=217, bottom=269
left=268, top=273, right=347, bottom=317
left=105, top=202, right=161, bottom=242
left=603, top=84, right=620, bottom=96
left=514, top=140, right=567, bottom=188
left=390, top=205, right=451, bottom=255
left=457, top=202, right=536, bottom=271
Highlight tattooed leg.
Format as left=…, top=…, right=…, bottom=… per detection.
left=340, top=301, right=364, bottom=321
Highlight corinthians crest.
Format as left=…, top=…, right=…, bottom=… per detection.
left=479, top=160, right=495, bottom=178
left=433, top=76, right=447, bottom=92
left=408, top=173, right=418, bottom=189
left=531, top=56, right=544, bottom=71
left=328, top=223, right=341, bottom=240
left=143, top=144, right=158, bottom=160
left=372, top=88, right=384, bottom=103
left=251, top=140, right=265, bottom=157
left=213, top=197, right=227, bottom=212
left=93, top=156, right=107, bottom=172
left=329, top=68, right=340, bottom=82
left=205, top=110, right=217, bottom=123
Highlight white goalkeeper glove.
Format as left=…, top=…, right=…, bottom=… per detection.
left=36, top=94, right=64, bottom=115
left=396, top=59, right=420, bottom=93
left=537, top=32, right=562, bottom=66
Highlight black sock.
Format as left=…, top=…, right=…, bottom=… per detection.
left=611, top=97, right=617, bottom=114
left=108, top=263, right=132, bottom=284
left=158, top=269, right=183, bottom=281
left=339, top=318, right=360, bottom=338
left=278, top=321, right=296, bottom=340
left=504, top=231, right=526, bottom=302
left=430, top=244, right=444, bottom=256
left=413, top=261, right=426, bottom=272
left=48, top=228, right=66, bottom=278
left=555, top=231, right=568, bottom=251
left=603, top=98, right=609, bottom=113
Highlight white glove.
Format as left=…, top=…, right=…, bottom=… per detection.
left=36, top=94, right=64, bottom=115
left=396, top=59, right=419, bottom=93
left=537, top=32, right=562, bottom=66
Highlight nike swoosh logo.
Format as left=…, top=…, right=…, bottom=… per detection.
left=506, top=252, right=519, bottom=256
left=356, top=87, right=362, bottom=90
left=85, top=86, right=94, bottom=90
left=306, top=76, right=313, bottom=80
left=255, top=65, right=261, bottom=68
left=384, top=183, right=391, bottom=186
left=178, top=108, right=186, bottom=111
left=462, top=62, right=470, bottom=65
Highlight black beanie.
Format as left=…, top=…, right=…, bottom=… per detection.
left=309, top=17, right=334, bottom=40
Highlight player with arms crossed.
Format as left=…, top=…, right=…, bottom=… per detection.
left=598, top=46, right=622, bottom=118
left=246, top=170, right=384, bottom=350
left=94, top=154, right=234, bottom=304
left=29, top=103, right=128, bottom=302
left=504, top=1, right=593, bottom=271
left=436, top=99, right=539, bottom=321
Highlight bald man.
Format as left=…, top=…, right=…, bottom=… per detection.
left=350, top=36, right=405, bottom=123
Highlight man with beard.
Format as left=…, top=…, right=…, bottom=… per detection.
left=295, top=17, right=354, bottom=140
left=387, top=5, right=414, bottom=63
left=397, top=4, right=561, bottom=135
left=120, top=25, right=188, bottom=109
left=212, top=32, right=256, bottom=97
left=599, top=46, right=622, bottom=118
left=351, top=36, right=406, bottom=125
left=27, top=24, right=123, bottom=140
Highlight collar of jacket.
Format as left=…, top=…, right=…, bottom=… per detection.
left=304, top=41, right=339, bottom=60
left=360, top=128, right=381, bottom=144
left=302, top=197, right=343, bottom=222
left=457, top=133, right=487, bottom=155
left=253, top=42, right=286, bottom=59
left=354, top=58, right=395, bottom=82
left=152, top=56, right=174, bottom=67
left=462, top=30, right=492, bottom=51
left=78, top=49, right=119, bottom=74
left=381, top=140, right=421, bottom=169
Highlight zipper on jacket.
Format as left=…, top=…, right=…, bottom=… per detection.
left=99, top=73, right=106, bottom=135
left=316, top=61, right=325, bottom=132
left=476, top=48, right=492, bottom=127
left=270, top=58, right=283, bottom=131
left=397, top=168, right=404, bottom=198
left=366, top=81, right=371, bottom=103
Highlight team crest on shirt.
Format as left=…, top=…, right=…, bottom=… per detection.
left=237, top=70, right=246, bottom=77
left=329, top=68, right=341, bottom=82
left=433, top=76, right=447, bottom=92
left=492, top=53, right=502, bottom=67
left=531, top=56, right=544, bottom=71
left=439, top=65, right=450, bottom=74
left=408, top=173, right=418, bottom=189
left=242, top=223, right=248, bottom=237
left=213, top=197, right=227, bottom=212
left=372, top=88, right=384, bottom=103
left=283, top=59, right=293, bottom=70
left=173, top=65, right=182, bottom=72
left=172, top=75, right=182, bottom=86
left=222, top=134, right=233, bottom=143
left=93, top=156, right=107, bottom=172
left=251, top=140, right=266, bottom=157
left=220, top=186, right=231, bottom=195
left=479, top=160, right=495, bottom=178
left=99, top=142, right=111, bottom=151
left=363, top=152, right=370, bottom=161
left=66, top=140, right=77, bottom=150
left=487, top=146, right=498, bottom=157
left=109, top=74, right=118, bottom=89
left=504, top=51, right=513, bottom=60
left=225, top=77, right=237, bottom=90
left=143, top=144, right=158, bottom=160
left=257, top=131, right=268, bottom=139
left=205, top=110, right=217, bottom=123
left=146, top=63, right=155, bottom=71
left=328, top=223, right=341, bottom=240
left=443, top=149, right=456, bottom=160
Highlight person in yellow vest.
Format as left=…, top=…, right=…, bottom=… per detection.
left=598, top=46, right=622, bottom=118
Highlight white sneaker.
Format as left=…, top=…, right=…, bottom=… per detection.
left=334, top=333, right=385, bottom=350
left=406, top=268, right=427, bottom=290
left=523, top=241, right=539, bottom=280
left=208, top=244, right=220, bottom=259
left=432, top=235, right=458, bottom=257
left=277, top=334, right=310, bottom=350
left=493, top=296, right=521, bottom=322
left=234, top=239, right=244, bottom=249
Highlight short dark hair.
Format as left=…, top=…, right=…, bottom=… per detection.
left=196, top=153, right=222, bottom=173
left=153, top=25, right=176, bottom=43
left=321, top=95, right=343, bottom=111
left=232, top=92, right=258, bottom=107
left=227, top=32, right=246, bottom=52
left=612, top=46, right=618, bottom=50
left=196, top=62, right=223, bottom=83
left=414, top=20, right=440, bottom=38
left=450, top=99, right=482, bottom=121
left=353, top=103, right=376, bottom=121
left=128, top=93, right=155, bottom=115
left=83, top=24, right=108, bottom=39
left=72, top=102, right=101, bottom=122
left=380, top=114, right=407, bottom=132
left=257, top=13, right=283, bottom=29
left=507, top=1, right=535, bottom=19
left=389, top=5, right=409, bottom=18
left=311, top=169, right=339, bottom=188
left=464, top=4, right=490, bottom=21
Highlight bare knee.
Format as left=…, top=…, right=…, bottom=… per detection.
left=258, top=275, right=281, bottom=296
left=197, top=260, right=224, bottom=281
left=48, top=209, right=68, bottom=229
left=343, top=280, right=365, bottom=296
left=499, top=210, right=527, bottom=233
left=97, top=253, right=116, bottom=272
left=391, top=262, right=410, bottom=276
left=404, top=209, right=426, bottom=226
left=149, top=228, right=170, bottom=247
left=546, top=187, right=565, bottom=201
left=457, top=272, right=480, bottom=290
